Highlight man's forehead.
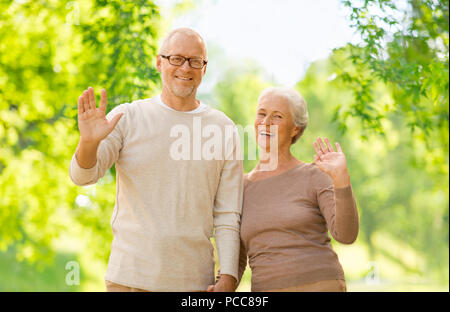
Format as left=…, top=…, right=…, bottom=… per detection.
left=162, top=30, right=207, bottom=58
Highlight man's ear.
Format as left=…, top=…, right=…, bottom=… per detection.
left=156, top=55, right=162, bottom=72
left=202, top=62, right=207, bottom=76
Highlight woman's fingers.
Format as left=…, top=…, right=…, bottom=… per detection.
left=313, top=141, right=322, bottom=157
left=315, top=136, right=343, bottom=158
left=324, top=137, right=335, bottom=152
left=317, top=137, right=329, bottom=154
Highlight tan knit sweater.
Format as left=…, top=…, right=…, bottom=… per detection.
left=238, top=163, right=358, bottom=291
left=69, top=96, right=243, bottom=291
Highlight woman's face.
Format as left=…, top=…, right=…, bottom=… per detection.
left=254, top=93, right=300, bottom=152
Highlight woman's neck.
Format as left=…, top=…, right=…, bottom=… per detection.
left=256, top=146, right=301, bottom=173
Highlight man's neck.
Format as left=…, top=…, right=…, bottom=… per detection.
left=161, top=89, right=199, bottom=112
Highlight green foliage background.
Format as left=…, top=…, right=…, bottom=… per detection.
left=0, top=0, right=448, bottom=291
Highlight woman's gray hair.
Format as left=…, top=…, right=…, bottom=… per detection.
left=258, top=87, right=308, bottom=144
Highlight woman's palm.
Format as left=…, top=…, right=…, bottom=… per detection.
left=313, top=137, right=347, bottom=176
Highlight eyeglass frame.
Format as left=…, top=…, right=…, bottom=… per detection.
left=159, top=54, right=208, bottom=69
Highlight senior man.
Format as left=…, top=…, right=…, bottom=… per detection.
left=69, top=28, right=243, bottom=292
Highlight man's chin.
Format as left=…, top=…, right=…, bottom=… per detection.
left=171, top=86, right=195, bottom=98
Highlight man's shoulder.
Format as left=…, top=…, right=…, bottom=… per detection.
left=110, top=96, right=158, bottom=114
left=204, top=106, right=236, bottom=126
left=128, top=96, right=158, bottom=110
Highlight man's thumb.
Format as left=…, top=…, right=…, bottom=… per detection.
left=108, top=113, right=124, bottom=130
left=206, top=285, right=215, bottom=292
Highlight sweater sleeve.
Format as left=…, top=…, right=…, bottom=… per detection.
left=213, top=126, right=244, bottom=282
left=216, top=239, right=248, bottom=287
left=315, top=170, right=359, bottom=244
left=69, top=104, right=127, bottom=186
left=237, top=239, right=248, bottom=285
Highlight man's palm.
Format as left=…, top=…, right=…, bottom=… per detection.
left=77, top=87, right=123, bottom=143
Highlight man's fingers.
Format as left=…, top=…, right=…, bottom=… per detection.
left=78, top=95, right=85, bottom=114
left=82, top=90, right=90, bottom=112
left=88, top=87, right=96, bottom=110
left=335, top=142, right=343, bottom=153
left=324, top=137, right=335, bottom=152
left=100, top=89, right=107, bottom=111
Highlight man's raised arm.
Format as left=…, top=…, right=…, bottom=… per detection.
left=70, top=87, right=124, bottom=186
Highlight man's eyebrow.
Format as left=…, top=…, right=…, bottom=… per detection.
left=171, top=54, right=205, bottom=59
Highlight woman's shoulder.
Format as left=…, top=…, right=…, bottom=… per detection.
left=291, top=162, right=333, bottom=187
left=297, top=161, right=320, bottom=174
left=243, top=173, right=251, bottom=187
left=304, top=162, right=333, bottom=187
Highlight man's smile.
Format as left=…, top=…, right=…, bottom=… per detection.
left=175, top=75, right=193, bottom=81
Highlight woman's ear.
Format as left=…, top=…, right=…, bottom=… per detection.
left=291, top=126, right=303, bottom=144
left=291, top=126, right=301, bottom=139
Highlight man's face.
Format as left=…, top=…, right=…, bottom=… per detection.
left=157, top=33, right=207, bottom=98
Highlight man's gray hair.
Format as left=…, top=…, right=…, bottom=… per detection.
left=158, top=27, right=207, bottom=59
left=258, top=87, right=308, bottom=144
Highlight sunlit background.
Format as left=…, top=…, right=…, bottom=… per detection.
left=0, top=0, right=448, bottom=291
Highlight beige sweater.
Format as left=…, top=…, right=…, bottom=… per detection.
left=238, top=163, right=359, bottom=291
left=69, top=96, right=243, bottom=291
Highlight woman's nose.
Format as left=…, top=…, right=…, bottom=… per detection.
left=262, top=115, right=272, bottom=125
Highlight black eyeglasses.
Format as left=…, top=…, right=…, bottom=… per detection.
left=160, top=54, right=207, bottom=69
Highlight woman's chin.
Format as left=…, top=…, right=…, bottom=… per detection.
left=257, top=137, right=276, bottom=152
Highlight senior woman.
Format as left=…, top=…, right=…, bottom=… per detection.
left=234, top=87, right=358, bottom=292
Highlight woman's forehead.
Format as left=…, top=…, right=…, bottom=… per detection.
left=258, top=94, right=291, bottom=111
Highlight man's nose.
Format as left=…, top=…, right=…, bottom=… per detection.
left=179, top=60, right=192, bottom=71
